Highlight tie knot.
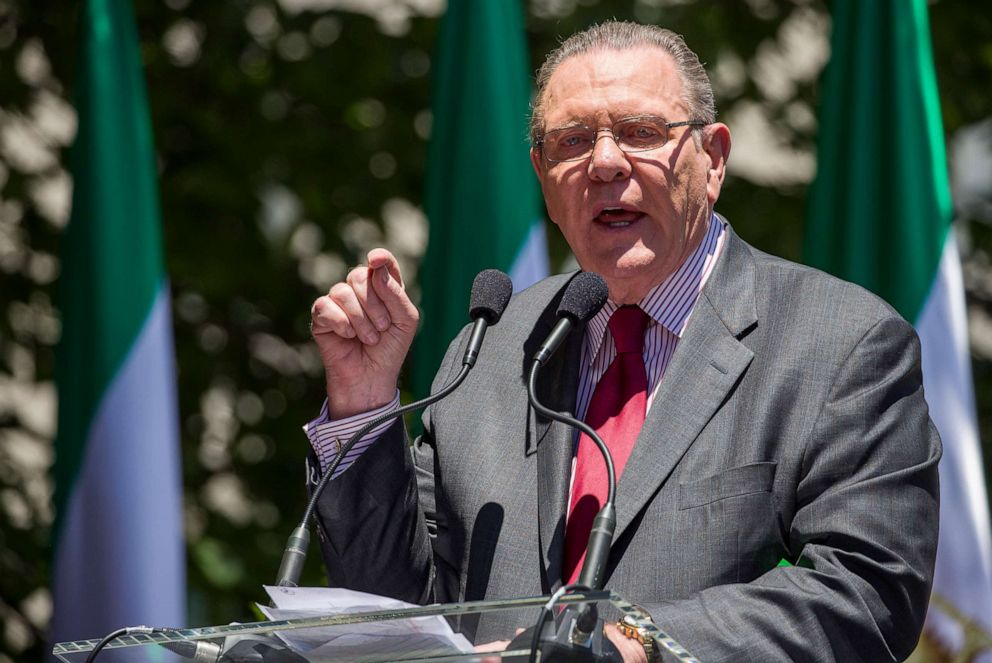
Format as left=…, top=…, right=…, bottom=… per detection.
left=608, top=305, right=648, bottom=355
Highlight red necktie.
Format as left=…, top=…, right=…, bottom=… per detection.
left=563, top=305, right=649, bottom=585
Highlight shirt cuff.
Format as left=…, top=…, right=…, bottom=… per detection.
left=303, top=391, right=401, bottom=478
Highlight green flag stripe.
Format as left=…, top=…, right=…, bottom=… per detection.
left=413, top=0, right=543, bottom=398
left=910, top=0, right=953, bottom=232
left=804, top=0, right=947, bottom=322
left=806, top=0, right=992, bottom=642
left=54, top=0, right=166, bottom=531
left=422, top=0, right=537, bottom=270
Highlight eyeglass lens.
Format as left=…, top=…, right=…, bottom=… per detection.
left=542, top=116, right=673, bottom=162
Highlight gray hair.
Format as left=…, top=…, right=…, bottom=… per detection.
left=530, top=21, right=716, bottom=144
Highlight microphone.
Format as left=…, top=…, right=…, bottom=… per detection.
left=521, top=272, right=620, bottom=660
left=274, top=269, right=513, bottom=588
left=530, top=271, right=615, bottom=590
left=464, top=269, right=514, bottom=366
left=535, top=271, right=610, bottom=365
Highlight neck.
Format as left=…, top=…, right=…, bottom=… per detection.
left=606, top=212, right=715, bottom=304
left=608, top=285, right=649, bottom=306
left=605, top=270, right=667, bottom=305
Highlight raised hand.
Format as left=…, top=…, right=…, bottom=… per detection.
left=310, top=248, right=419, bottom=419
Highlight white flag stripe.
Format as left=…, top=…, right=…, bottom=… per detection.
left=508, top=222, right=550, bottom=294
left=51, top=286, right=185, bottom=643
left=918, top=232, right=992, bottom=658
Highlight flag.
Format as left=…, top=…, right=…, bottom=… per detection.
left=412, top=0, right=547, bottom=397
left=51, top=0, right=185, bottom=648
left=804, top=0, right=992, bottom=657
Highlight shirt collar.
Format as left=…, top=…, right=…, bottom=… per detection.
left=584, top=213, right=728, bottom=366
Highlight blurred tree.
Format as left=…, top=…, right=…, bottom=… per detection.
left=0, top=1, right=988, bottom=661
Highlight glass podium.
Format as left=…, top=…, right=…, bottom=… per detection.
left=52, top=590, right=700, bottom=662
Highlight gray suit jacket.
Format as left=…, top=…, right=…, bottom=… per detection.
left=314, top=226, right=941, bottom=662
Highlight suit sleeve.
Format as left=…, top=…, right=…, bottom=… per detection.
left=311, top=325, right=471, bottom=606
left=646, top=314, right=941, bottom=663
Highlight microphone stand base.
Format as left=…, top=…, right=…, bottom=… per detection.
left=503, top=614, right=621, bottom=663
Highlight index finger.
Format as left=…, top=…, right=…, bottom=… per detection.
left=365, top=250, right=419, bottom=327
left=366, top=248, right=404, bottom=288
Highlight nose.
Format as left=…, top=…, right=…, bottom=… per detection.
left=588, top=129, right=632, bottom=182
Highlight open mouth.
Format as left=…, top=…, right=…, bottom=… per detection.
left=594, top=206, right=644, bottom=228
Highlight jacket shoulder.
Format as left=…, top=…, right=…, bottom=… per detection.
left=741, top=240, right=908, bottom=331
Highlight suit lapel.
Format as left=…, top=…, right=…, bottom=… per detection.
left=613, top=227, right=759, bottom=543
left=525, top=228, right=760, bottom=583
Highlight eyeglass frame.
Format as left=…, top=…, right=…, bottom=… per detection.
left=533, top=115, right=706, bottom=163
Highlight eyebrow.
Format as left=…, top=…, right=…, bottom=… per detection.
left=546, top=120, right=590, bottom=131
left=546, top=115, right=669, bottom=132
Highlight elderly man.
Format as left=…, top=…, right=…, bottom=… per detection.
left=305, top=21, right=940, bottom=662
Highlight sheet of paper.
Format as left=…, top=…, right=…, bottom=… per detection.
left=264, top=585, right=414, bottom=612
left=259, top=586, right=474, bottom=661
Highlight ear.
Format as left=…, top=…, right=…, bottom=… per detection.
left=530, top=146, right=544, bottom=180
left=702, top=123, right=731, bottom=205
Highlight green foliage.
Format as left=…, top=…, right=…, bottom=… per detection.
left=0, top=1, right=989, bottom=661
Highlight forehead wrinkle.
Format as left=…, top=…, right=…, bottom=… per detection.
left=542, top=46, right=688, bottom=128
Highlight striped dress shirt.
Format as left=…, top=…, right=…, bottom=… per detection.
left=305, top=215, right=727, bottom=478
left=576, top=214, right=726, bottom=421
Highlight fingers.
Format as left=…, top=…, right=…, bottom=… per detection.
left=474, top=639, right=510, bottom=662
left=346, top=265, right=391, bottom=333
left=310, top=295, right=355, bottom=339
left=309, top=275, right=381, bottom=343
left=603, top=623, right=648, bottom=663
left=327, top=281, right=381, bottom=345
left=367, top=250, right=419, bottom=327
left=310, top=248, right=417, bottom=342
left=366, top=248, right=404, bottom=287
left=473, top=640, right=510, bottom=653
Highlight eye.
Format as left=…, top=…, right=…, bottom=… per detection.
left=556, top=130, right=591, bottom=148
left=619, top=121, right=663, bottom=146
left=547, top=127, right=593, bottom=159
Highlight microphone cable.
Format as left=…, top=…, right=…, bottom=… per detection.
left=526, top=583, right=587, bottom=663
left=83, top=626, right=156, bottom=663
left=84, top=626, right=225, bottom=663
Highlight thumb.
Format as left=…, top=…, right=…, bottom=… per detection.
left=371, top=264, right=418, bottom=327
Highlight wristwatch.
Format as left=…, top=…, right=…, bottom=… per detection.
left=616, top=613, right=659, bottom=662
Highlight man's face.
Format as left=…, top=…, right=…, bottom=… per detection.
left=531, top=46, right=731, bottom=304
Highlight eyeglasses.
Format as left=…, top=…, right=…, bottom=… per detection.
left=535, top=115, right=705, bottom=163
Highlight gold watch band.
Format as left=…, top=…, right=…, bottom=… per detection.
left=617, top=614, right=658, bottom=661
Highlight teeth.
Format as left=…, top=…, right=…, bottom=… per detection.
left=597, top=206, right=638, bottom=228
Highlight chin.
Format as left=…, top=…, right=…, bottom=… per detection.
left=586, top=253, right=664, bottom=300
left=608, top=250, right=660, bottom=277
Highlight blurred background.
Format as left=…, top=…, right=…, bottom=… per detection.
left=1, top=0, right=991, bottom=661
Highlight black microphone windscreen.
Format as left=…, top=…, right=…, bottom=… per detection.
left=557, top=272, right=609, bottom=323
left=469, top=269, right=514, bottom=324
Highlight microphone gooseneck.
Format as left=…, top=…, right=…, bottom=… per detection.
left=275, top=269, right=513, bottom=588
left=526, top=366, right=616, bottom=513
left=528, top=273, right=616, bottom=588
left=522, top=272, right=618, bottom=661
